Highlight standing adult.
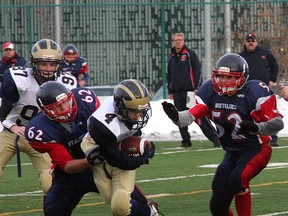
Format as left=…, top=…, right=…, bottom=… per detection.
left=167, top=32, right=220, bottom=148
left=61, top=44, right=89, bottom=87
left=239, top=33, right=280, bottom=146
left=0, top=39, right=78, bottom=202
left=0, top=42, right=26, bottom=75
left=163, top=53, right=284, bottom=216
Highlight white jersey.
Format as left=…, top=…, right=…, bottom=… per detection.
left=89, top=97, right=138, bottom=142
left=1, top=67, right=78, bottom=129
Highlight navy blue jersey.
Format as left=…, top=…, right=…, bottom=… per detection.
left=61, top=57, right=89, bottom=83
left=191, top=80, right=281, bottom=151
left=25, top=88, right=99, bottom=164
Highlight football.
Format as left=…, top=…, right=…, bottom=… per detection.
left=119, top=136, right=152, bottom=156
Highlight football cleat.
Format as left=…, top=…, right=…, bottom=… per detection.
left=149, top=201, right=159, bottom=216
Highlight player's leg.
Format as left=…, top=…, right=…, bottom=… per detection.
left=112, top=168, right=154, bottom=216
left=230, top=143, right=271, bottom=216
left=45, top=167, right=93, bottom=216
left=0, top=131, right=18, bottom=179
left=92, top=162, right=113, bottom=204
left=22, top=137, right=52, bottom=195
left=210, top=153, right=235, bottom=216
left=131, top=184, right=148, bottom=204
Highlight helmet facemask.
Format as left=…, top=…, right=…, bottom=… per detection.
left=39, top=92, right=78, bottom=122
left=116, top=100, right=151, bottom=130
left=63, top=44, right=79, bottom=63
left=212, top=68, right=247, bottom=96
left=113, top=79, right=151, bottom=130
left=32, top=60, right=61, bottom=81
left=212, top=53, right=249, bottom=96
left=30, top=39, right=63, bottom=82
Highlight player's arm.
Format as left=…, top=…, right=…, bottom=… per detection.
left=162, top=100, right=208, bottom=127
left=0, top=71, right=20, bottom=127
left=240, top=93, right=284, bottom=135
left=89, top=117, right=150, bottom=170
left=30, top=141, right=90, bottom=174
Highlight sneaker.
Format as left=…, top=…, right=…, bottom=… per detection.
left=270, top=141, right=279, bottom=147
left=213, top=139, right=221, bottom=147
left=180, top=141, right=192, bottom=148
left=149, top=201, right=159, bottom=216
left=180, top=144, right=192, bottom=148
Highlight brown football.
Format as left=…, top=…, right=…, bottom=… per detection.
left=119, top=136, right=152, bottom=156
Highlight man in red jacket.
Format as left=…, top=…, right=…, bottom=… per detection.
left=0, top=42, right=26, bottom=75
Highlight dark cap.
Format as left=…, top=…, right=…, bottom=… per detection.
left=246, top=33, right=257, bottom=40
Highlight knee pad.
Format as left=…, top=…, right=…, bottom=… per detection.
left=111, top=190, right=130, bottom=216
left=40, top=169, right=52, bottom=195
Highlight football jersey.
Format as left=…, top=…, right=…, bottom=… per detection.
left=191, top=80, right=281, bottom=151
left=87, top=97, right=151, bottom=170
left=0, top=66, right=78, bottom=129
left=90, top=97, right=139, bottom=142
left=61, top=57, right=88, bottom=82
left=25, top=88, right=99, bottom=159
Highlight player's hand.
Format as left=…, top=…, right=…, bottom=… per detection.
left=142, top=142, right=155, bottom=164
left=87, top=146, right=104, bottom=165
left=162, top=101, right=179, bottom=122
left=10, top=125, right=26, bottom=136
left=239, top=120, right=259, bottom=133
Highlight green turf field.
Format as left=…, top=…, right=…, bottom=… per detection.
left=1, top=139, right=288, bottom=216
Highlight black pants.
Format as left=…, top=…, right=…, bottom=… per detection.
left=173, top=91, right=219, bottom=145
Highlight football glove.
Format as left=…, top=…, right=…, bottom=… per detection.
left=162, top=101, right=195, bottom=127
left=162, top=101, right=179, bottom=122
left=87, top=145, right=105, bottom=165
left=239, top=120, right=259, bottom=133
left=142, top=142, right=156, bottom=164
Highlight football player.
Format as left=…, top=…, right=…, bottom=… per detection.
left=61, top=44, right=89, bottom=87
left=25, top=81, right=100, bottom=215
left=81, top=79, right=160, bottom=216
left=162, top=53, right=284, bottom=216
left=0, top=39, right=78, bottom=200
left=25, top=81, right=160, bottom=215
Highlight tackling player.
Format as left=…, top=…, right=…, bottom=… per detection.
left=25, top=81, right=100, bottom=215
left=25, top=81, right=160, bottom=215
left=61, top=44, right=89, bottom=87
left=0, top=39, right=77, bottom=201
left=81, top=79, right=161, bottom=216
left=162, top=53, right=284, bottom=216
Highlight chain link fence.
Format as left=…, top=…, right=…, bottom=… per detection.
left=1, top=0, right=287, bottom=98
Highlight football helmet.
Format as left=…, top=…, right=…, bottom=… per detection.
left=113, top=79, right=151, bottom=130
left=212, top=53, right=249, bottom=95
left=63, top=44, right=79, bottom=63
left=31, top=39, right=62, bottom=81
left=36, top=81, right=77, bottom=122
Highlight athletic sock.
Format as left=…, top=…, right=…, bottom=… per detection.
left=235, top=191, right=251, bottom=216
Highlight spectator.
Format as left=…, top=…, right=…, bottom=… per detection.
left=167, top=32, right=220, bottom=148
left=239, top=33, right=280, bottom=146
left=0, top=39, right=78, bottom=204
left=0, top=42, right=26, bottom=78
left=163, top=53, right=284, bottom=216
left=81, top=79, right=160, bottom=216
left=61, top=44, right=89, bottom=87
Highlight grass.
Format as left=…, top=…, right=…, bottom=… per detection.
left=1, top=139, right=288, bottom=216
